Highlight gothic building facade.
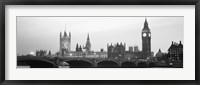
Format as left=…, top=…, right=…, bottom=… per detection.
left=60, top=30, right=71, bottom=56
left=36, top=50, right=47, bottom=57
left=107, top=43, right=126, bottom=59
left=167, top=41, right=183, bottom=62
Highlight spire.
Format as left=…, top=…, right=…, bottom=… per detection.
left=144, top=18, right=148, bottom=25
left=76, top=43, right=79, bottom=51
left=87, top=33, right=90, bottom=41
left=85, top=33, right=91, bottom=52
left=64, top=25, right=67, bottom=37
left=145, top=17, right=147, bottom=22
left=143, top=17, right=149, bottom=30
left=158, top=49, right=161, bottom=52
left=79, top=45, right=82, bottom=51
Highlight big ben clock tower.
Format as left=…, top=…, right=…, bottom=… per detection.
left=142, top=18, right=151, bottom=59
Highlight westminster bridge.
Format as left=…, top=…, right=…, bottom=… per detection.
left=17, top=55, right=166, bottom=68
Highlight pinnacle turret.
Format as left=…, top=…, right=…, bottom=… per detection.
left=64, top=30, right=67, bottom=37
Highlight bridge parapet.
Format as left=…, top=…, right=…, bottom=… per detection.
left=18, top=56, right=159, bottom=68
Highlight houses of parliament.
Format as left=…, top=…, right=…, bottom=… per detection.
left=35, top=18, right=183, bottom=63
left=56, top=18, right=153, bottom=59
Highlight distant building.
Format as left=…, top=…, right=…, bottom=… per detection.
left=85, top=48, right=107, bottom=58
left=134, top=46, right=139, bottom=52
left=125, top=45, right=141, bottom=59
left=36, top=50, right=47, bottom=57
left=129, top=46, right=133, bottom=52
left=107, top=43, right=126, bottom=59
left=124, top=51, right=142, bottom=59
left=69, top=51, right=83, bottom=57
left=167, top=41, right=183, bottom=62
left=85, top=51, right=107, bottom=58
left=95, top=51, right=107, bottom=58
left=60, top=30, right=71, bottom=56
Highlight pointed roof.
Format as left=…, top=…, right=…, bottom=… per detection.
left=143, top=18, right=150, bottom=30
left=87, top=33, right=90, bottom=40
left=156, top=49, right=163, bottom=57
left=76, top=43, right=79, bottom=51
left=144, top=18, right=148, bottom=25
left=85, top=33, right=91, bottom=50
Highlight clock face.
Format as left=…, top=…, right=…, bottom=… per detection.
left=143, top=33, right=147, bottom=37
left=148, top=33, right=151, bottom=37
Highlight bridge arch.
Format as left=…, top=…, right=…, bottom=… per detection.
left=63, top=59, right=93, bottom=68
left=121, top=61, right=136, bottom=68
left=137, top=62, right=148, bottom=67
left=17, top=59, right=56, bottom=68
left=149, top=62, right=156, bottom=67
left=97, top=60, right=119, bottom=68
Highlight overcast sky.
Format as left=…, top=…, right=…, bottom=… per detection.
left=17, top=17, right=183, bottom=55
